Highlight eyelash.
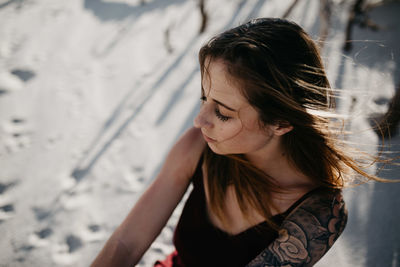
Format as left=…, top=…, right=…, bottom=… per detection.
left=200, top=96, right=231, bottom=122
left=215, top=108, right=230, bottom=121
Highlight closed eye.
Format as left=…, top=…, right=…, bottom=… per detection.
left=200, top=95, right=231, bottom=122
left=215, top=107, right=231, bottom=121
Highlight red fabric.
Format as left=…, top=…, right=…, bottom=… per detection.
left=154, top=250, right=178, bottom=267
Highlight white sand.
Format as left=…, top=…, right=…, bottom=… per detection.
left=0, top=0, right=399, bottom=266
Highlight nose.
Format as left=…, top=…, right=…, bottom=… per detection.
left=193, top=104, right=213, bottom=129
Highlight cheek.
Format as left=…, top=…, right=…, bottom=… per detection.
left=240, top=110, right=261, bottom=131
left=215, top=120, right=243, bottom=141
left=209, top=127, right=268, bottom=155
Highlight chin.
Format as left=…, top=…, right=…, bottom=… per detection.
left=207, top=143, right=236, bottom=155
left=207, top=143, right=225, bottom=155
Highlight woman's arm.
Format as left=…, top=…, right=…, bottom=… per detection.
left=246, top=189, right=348, bottom=267
left=91, top=127, right=205, bottom=267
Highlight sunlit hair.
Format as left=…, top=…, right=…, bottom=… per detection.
left=198, top=18, right=392, bottom=228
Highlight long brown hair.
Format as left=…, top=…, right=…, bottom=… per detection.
left=198, top=18, right=394, bottom=228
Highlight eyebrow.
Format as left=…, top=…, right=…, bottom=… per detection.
left=202, top=86, right=237, bottom=112
left=213, top=99, right=237, bottom=112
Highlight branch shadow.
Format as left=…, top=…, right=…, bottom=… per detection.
left=366, top=134, right=400, bottom=266
left=155, top=67, right=199, bottom=126
left=83, top=0, right=185, bottom=21
left=149, top=0, right=272, bottom=183
left=85, top=0, right=186, bottom=57
left=331, top=2, right=400, bottom=266
left=154, top=0, right=270, bottom=127
left=70, top=33, right=200, bottom=182
left=0, top=0, right=24, bottom=10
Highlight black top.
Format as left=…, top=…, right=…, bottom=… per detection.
left=172, top=159, right=323, bottom=267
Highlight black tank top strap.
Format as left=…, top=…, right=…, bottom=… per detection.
left=191, top=155, right=204, bottom=188
left=281, top=186, right=324, bottom=217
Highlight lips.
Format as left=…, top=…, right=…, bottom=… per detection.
left=202, top=132, right=216, bottom=143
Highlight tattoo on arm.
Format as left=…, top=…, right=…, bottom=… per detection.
left=246, top=190, right=348, bottom=267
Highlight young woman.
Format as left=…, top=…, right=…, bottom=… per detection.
left=90, top=17, right=387, bottom=267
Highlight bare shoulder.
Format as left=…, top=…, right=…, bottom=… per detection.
left=177, top=127, right=204, bottom=148
left=246, top=188, right=348, bottom=267
left=162, top=127, right=205, bottom=181
left=171, top=127, right=205, bottom=158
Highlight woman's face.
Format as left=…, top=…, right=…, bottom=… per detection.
left=193, top=59, right=277, bottom=156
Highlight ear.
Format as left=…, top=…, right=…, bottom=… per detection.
left=272, top=121, right=293, bottom=136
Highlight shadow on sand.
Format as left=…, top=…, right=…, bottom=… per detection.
left=83, top=0, right=185, bottom=21
left=366, top=135, right=400, bottom=266
left=336, top=2, right=400, bottom=266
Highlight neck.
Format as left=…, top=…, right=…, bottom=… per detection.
left=245, top=136, right=312, bottom=189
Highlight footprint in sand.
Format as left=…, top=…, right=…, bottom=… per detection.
left=28, top=227, right=87, bottom=264
left=36, top=227, right=53, bottom=239
left=0, top=181, right=16, bottom=194
left=51, top=234, right=84, bottom=265
left=10, top=68, right=36, bottom=83
left=0, top=68, right=35, bottom=95
left=27, top=227, right=53, bottom=248
left=1, top=118, right=32, bottom=155
left=31, top=206, right=51, bottom=221
left=0, top=71, right=24, bottom=95
left=0, top=203, right=14, bottom=223
left=65, top=234, right=83, bottom=253
left=0, top=181, right=16, bottom=223
left=118, top=165, right=146, bottom=193
left=81, top=223, right=107, bottom=243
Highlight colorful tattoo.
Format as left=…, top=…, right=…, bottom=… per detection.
left=246, top=190, right=347, bottom=267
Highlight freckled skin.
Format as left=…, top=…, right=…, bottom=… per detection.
left=193, top=59, right=279, bottom=159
